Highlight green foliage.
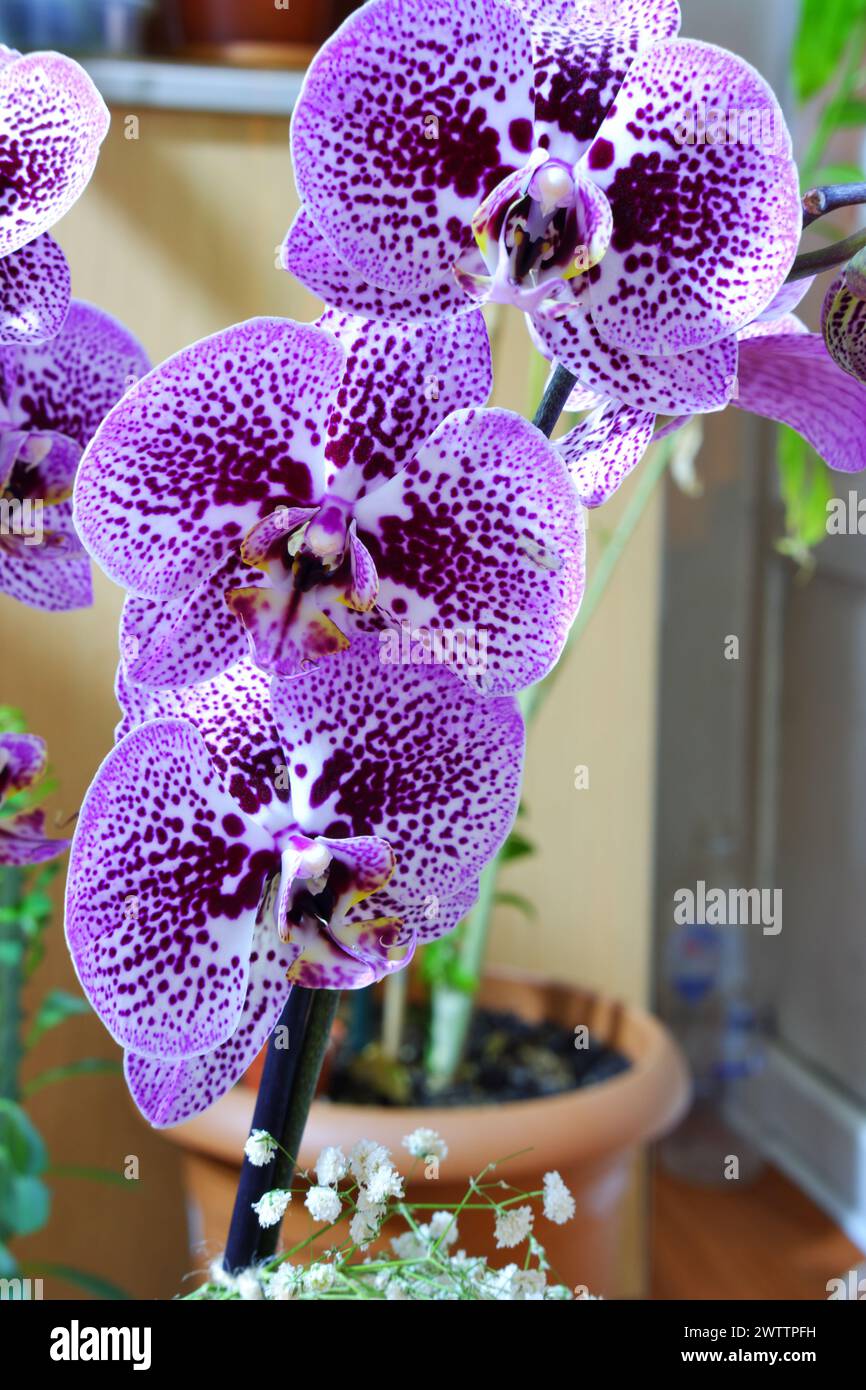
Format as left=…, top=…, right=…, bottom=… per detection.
left=22, top=1263, right=130, bottom=1300
left=22, top=1057, right=122, bottom=1099
left=26, top=990, right=90, bottom=1050
left=0, top=707, right=26, bottom=737
left=793, top=0, right=866, bottom=101
left=776, top=426, right=835, bottom=562
left=493, top=890, right=538, bottom=921
left=0, top=1100, right=50, bottom=1240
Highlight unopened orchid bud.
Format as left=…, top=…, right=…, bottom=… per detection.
left=822, top=252, right=866, bottom=383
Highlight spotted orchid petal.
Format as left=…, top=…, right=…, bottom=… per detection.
left=0, top=809, right=70, bottom=866
left=318, top=308, right=492, bottom=500
left=580, top=39, right=801, bottom=355
left=734, top=328, right=866, bottom=475
left=558, top=399, right=656, bottom=506
left=119, top=558, right=251, bottom=692
left=74, top=319, right=344, bottom=601
left=0, top=499, right=92, bottom=611
left=0, top=49, right=108, bottom=259
left=513, top=0, right=682, bottom=165
left=756, top=275, right=815, bottom=325
left=271, top=632, right=525, bottom=905
left=0, top=731, right=47, bottom=803
left=124, top=921, right=298, bottom=1128
left=65, top=718, right=280, bottom=1059
left=351, top=408, right=584, bottom=694
left=291, top=0, right=536, bottom=295
left=114, top=659, right=292, bottom=830
left=0, top=300, right=149, bottom=450
left=0, top=234, right=70, bottom=345
left=534, top=299, right=738, bottom=413
left=227, top=585, right=352, bottom=680
left=282, top=209, right=473, bottom=322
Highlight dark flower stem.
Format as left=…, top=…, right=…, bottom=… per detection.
left=802, top=181, right=866, bottom=227
left=532, top=363, right=578, bottom=437
left=223, top=986, right=315, bottom=1273
left=256, top=988, right=342, bottom=1261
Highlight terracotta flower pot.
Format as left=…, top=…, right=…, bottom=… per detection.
left=166, top=970, right=689, bottom=1296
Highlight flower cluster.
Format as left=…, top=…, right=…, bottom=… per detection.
left=193, top=1129, right=582, bottom=1301
left=60, top=0, right=866, bottom=1145
left=0, top=729, right=69, bottom=865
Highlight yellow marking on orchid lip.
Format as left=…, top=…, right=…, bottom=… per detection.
left=345, top=852, right=397, bottom=910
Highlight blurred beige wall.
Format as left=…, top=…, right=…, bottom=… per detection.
left=0, top=108, right=663, bottom=1296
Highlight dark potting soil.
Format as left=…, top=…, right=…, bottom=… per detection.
left=328, top=1003, right=631, bottom=1108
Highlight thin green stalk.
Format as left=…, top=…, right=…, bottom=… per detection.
left=0, top=866, right=24, bottom=1102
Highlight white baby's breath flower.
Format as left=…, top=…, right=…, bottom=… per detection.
left=305, top=1184, right=342, bottom=1224
left=266, top=1262, right=303, bottom=1300
left=391, top=1230, right=425, bottom=1261
left=349, top=1190, right=386, bottom=1249
left=315, top=1144, right=348, bottom=1187
left=542, top=1170, right=576, bottom=1225
left=494, top=1204, right=534, bottom=1249
left=244, top=1129, right=278, bottom=1167
left=425, top=1211, right=458, bottom=1248
left=304, top=1262, right=336, bottom=1294
left=252, top=1187, right=292, bottom=1228
left=365, top=1160, right=404, bottom=1203
left=236, top=1270, right=264, bottom=1300
left=402, top=1127, right=449, bottom=1162
left=348, top=1139, right=391, bottom=1185
left=512, top=1269, right=547, bottom=1300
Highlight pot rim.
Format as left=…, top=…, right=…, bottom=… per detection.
left=164, top=969, right=689, bottom=1176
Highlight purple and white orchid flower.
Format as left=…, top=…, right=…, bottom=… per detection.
left=285, top=0, right=801, bottom=418
left=0, top=731, right=69, bottom=864
left=74, top=311, right=584, bottom=696
left=0, top=46, right=108, bottom=345
left=65, top=636, right=524, bottom=1125
left=0, top=300, right=149, bottom=610
left=550, top=275, right=866, bottom=509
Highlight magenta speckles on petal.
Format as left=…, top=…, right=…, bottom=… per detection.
left=282, top=210, right=475, bottom=322
left=0, top=49, right=108, bottom=259
left=271, top=632, right=525, bottom=904
left=580, top=38, right=801, bottom=355
left=0, top=233, right=70, bottom=345
left=735, top=330, right=866, bottom=475
left=534, top=299, right=737, bottom=414
left=319, top=307, right=492, bottom=498
left=124, top=923, right=297, bottom=1127
left=65, top=718, right=280, bottom=1059
left=74, top=318, right=343, bottom=601
left=514, top=0, right=682, bottom=164
left=558, top=399, right=656, bottom=506
left=291, top=0, right=535, bottom=294
left=354, top=408, right=586, bottom=694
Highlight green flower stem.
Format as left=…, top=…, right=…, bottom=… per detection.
left=802, top=181, right=866, bottom=227
left=256, top=988, right=342, bottom=1261
left=427, top=430, right=675, bottom=1087
left=786, top=226, right=866, bottom=283
left=0, top=867, right=24, bottom=1102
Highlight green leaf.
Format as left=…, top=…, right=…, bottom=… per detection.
left=26, top=990, right=90, bottom=1049
left=494, top=890, right=538, bottom=921
left=832, top=98, right=866, bottom=125
left=0, top=1100, right=47, bottom=1176
left=0, top=707, right=26, bottom=736
left=793, top=0, right=866, bottom=101
left=0, top=1174, right=50, bottom=1236
left=22, top=1057, right=122, bottom=1098
left=776, top=426, right=834, bottom=557
left=0, top=1242, right=17, bottom=1278
left=21, top=1262, right=130, bottom=1300
left=499, top=830, right=535, bottom=863
left=812, top=163, right=866, bottom=184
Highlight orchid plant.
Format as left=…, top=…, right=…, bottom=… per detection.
left=0, top=0, right=854, bottom=1297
